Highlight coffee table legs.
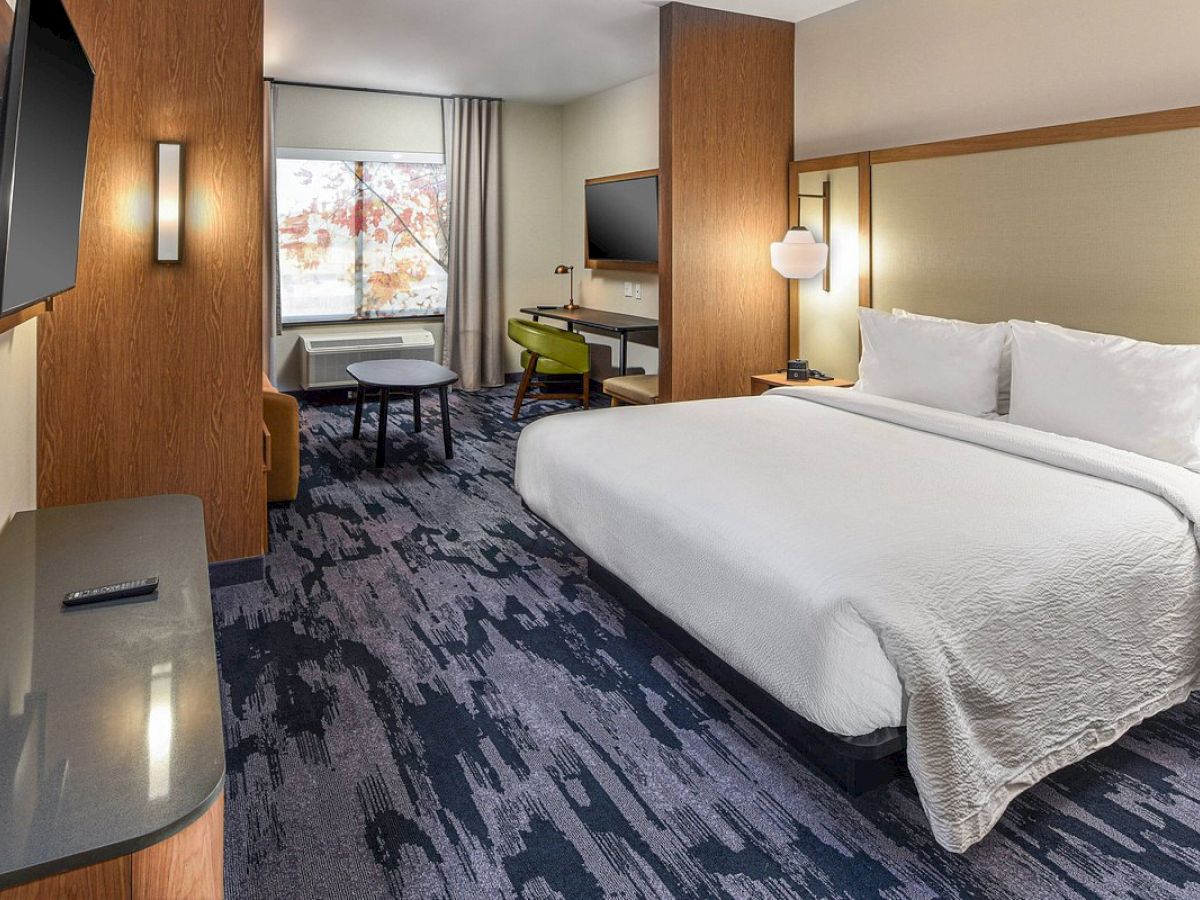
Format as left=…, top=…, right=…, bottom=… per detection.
left=439, top=386, right=454, bottom=459
left=376, top=388, right=390, bottom=468
left=354, top=384, right=452, bottom=466
left=352, top=386, right=365, bottom=438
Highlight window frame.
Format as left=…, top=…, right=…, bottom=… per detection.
left=276, top=147, right=449, bottom=327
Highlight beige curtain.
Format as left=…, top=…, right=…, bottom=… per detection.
left=263, top=81, right=281, bottom=378
left=442, top=97, right=503, bottom=390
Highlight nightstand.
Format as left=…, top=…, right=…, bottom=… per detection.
left=750, top=372, right=855, bottom=395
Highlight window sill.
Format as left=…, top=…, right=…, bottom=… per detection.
left=281, top=314, right=445, bottom=329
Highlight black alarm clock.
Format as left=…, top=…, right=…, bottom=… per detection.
left=786, top=359, right=810, bottom=381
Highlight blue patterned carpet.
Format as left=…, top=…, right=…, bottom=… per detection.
left=213, top=386, right=1200, bottom=899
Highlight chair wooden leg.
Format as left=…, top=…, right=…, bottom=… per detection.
left=582, top=373, right=591, bottom=410
left=609, top=395, right=621, bottom=408
left=512, top=354, right=538, bottom=421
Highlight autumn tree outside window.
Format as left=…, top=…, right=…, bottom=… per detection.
left=276, top=148, right=449, bottom=324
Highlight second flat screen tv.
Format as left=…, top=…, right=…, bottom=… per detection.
left=0, top=0, right=95, bottom=317
left=585, top=172, right=658, bottom=270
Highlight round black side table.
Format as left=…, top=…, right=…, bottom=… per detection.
left=346, top=359, right=460, bottom=467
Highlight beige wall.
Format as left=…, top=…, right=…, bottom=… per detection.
left=794, top=0, right=1200, bottom=158
left=501, top=101, right=564, bottom=374
left=561, top=74, right=659, bottom=375
left=0, top=319, right=36, bottom=529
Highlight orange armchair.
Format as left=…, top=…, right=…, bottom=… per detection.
left=262, top=374, right=299, bottom=503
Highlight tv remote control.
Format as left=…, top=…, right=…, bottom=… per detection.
left=63, top=577, right=160, bottom=607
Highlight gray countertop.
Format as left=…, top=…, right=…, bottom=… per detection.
left=0, top=495, right=225, bottom=888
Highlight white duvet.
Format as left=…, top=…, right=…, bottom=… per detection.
left=514, top=387, right=1200, bottom=852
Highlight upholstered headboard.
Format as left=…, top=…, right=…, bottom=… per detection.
left=791, top=108, right=1200, bottom=380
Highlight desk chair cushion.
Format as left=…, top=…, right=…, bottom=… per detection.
left=603, top=373, right=659, bottom=405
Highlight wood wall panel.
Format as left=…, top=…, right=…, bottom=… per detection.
left=38, top=0, right=265, bottom=561
left=131, top=794, right=223, bottom=899
left=0, top=857, right=130, bottom=900
left=659, top=2, right=793, bottom=401
left=1, top=793, right=223, bottom=899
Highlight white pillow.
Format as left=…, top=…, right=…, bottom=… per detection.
left=1008, top=320, right=1200, bottom=471
left=857, top=307, right=1008, bottom=417
left=895, top=309, right=1013, bottom=415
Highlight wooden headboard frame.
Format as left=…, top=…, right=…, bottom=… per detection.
left=788, top=104, right=1200, bottom=357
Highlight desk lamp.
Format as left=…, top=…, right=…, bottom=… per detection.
left=554, top=264, right=578, bottom=310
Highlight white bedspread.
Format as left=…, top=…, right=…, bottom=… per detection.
left=514, top=387, right=1200, bottom=852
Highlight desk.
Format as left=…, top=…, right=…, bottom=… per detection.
left=520, top=306, right=658, bottom=376
left=0, top=496, right=224, bottom=898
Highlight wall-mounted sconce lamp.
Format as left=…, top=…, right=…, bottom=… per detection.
left=553, top=264, right=578, bottom=310
left=770, top=179, right=830, bottom=291
left=155, top=142, right=184, bottom=263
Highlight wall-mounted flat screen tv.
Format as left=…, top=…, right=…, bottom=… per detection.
left=0, top=0, right=94, bottom=318
left=584, top=170, right=658, bottom=272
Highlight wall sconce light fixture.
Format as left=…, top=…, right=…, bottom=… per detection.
left=553, top=264, right=577, bottom=310
left=155, top=142, right=184, bottom=263
left=770, top=179, right=830, bottom=291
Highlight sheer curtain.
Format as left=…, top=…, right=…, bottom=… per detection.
left=441, top=97, right=502, bottom=391
left=263, top=81, right=280, bottom=378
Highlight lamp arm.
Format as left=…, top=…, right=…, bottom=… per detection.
left=789, top=179, right=832, bottom=292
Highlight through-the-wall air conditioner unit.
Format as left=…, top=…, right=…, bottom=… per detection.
left=301, top=330, right=436, bottom=390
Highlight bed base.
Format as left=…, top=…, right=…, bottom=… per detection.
left=585, top=558, right=907, bottom=795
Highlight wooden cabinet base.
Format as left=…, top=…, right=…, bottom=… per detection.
left=1, top=794, right=223, bottom=900
left=0, top=857, right=131, bottom=900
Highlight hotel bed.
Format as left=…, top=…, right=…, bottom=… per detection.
left=515, top=383, right=1200, bottom=853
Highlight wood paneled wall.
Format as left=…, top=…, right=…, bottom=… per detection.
left=39, top=0, right=265, bottom=562
left=659, top=3, right=793, bottom=401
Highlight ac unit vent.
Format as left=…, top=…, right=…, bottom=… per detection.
left=301, top=329, right=436, bottom=389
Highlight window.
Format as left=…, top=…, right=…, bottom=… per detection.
left=276, top=150, right=449, bottom=323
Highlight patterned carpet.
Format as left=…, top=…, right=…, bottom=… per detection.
left=213, top=386, right=1200, bottom=899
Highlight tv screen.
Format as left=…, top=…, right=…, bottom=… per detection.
left=585, top=174, right=658, bottom=267
left=0, top=0, right=94, bottom=317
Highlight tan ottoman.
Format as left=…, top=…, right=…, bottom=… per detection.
left=602, top=374, right=659, bottom=407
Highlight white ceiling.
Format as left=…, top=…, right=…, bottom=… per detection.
left=264, top=0, right=857, bottom=105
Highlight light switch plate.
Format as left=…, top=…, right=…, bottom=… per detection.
left=634, top=283, right=642, bottom=301
left=624, top=281, right=633, bottom=298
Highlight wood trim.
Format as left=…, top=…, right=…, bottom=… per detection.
left=785, top=153, right=873, bottom=356
left=0, top=793, right=223, bottom=900
left=792, top=105, right=1200, bottom=316
left=583, top=168, right=659, bottom=187
left=261, top=421, right=272, bottom=473
left=787, top=161, right=799, bottom=358
left=0, top=300, right=48, bottom=338
left=857, top=151, right=872, bottom=308
left=586, top=258, right=658, bottom=273
left=870, top=105, right=1200, bottom=165
left=0, top=856, right=131, bottom=899
left=583, top=169, right=660, bottom=273
left=791, top=153, right=860, bottom=174
left=130, top=792, right=223, bottom=900
left=657, top=9, right=674, bottom=402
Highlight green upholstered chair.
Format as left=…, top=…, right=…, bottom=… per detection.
left=507, top=318, right=591, bottom=421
